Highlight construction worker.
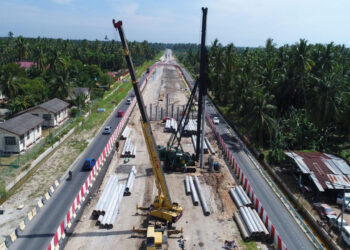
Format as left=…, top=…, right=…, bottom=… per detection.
left=115, top=140, right=120, bottom=151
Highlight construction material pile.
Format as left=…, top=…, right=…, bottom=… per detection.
left=230, top=185, right=271, bottom=242
left=191, top=135, right=209, bottom=154
left=164, top=118, right=177, bottom=132
left=234, top=207, right=271, bottom=242
left=124, top=166, right=137, bottom=196
left=185, top=175, right=210, bottom=216
left=122, top=138, right=136, bottom=158
left=121, top=126, right=131, bottom=140
left=229, top=186, right=252, bottom=207
left=180, top=119, right=197, bottom=136
left=92, top=166, right=137, bottom=228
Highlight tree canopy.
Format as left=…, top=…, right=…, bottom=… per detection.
left=174, top=39, right=350, bottom=162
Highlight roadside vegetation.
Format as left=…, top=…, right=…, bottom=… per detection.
left=174, top=39, right=350, bottom=163
left=0, top=33, right=163, bottom=114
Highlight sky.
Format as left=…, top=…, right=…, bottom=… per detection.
left=0, top=0, right=350, bottom=47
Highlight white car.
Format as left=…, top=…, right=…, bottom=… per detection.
left=103, top=126, right=112, bottom=134
left=213, top=117, right=220, bottom=125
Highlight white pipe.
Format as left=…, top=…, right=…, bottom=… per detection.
left=101, top=182, right=122, bottom=225
left=108, top=183, right=126, bottom=227
left=185, top=176, right=191, bottom=195
left=94, top=175, right=115, bottom=215
left=100, top=176, right=119, bottom=214
left=188, top=176, right=199, bottom=206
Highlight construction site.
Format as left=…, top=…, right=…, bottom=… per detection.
left=63, top=44, right=271, bottom=249
left=3, top=9, right=329, bottom=250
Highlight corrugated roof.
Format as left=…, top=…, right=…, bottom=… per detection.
left=0, top=113, right=43, bottom=136
left=285, top=151, right=350, bottom=191
left=38, top=98, right=69, bottom=113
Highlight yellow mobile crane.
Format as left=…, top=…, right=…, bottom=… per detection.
left=112, top=19, right=183, bottom=249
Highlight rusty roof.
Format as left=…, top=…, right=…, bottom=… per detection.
left=285, top=151, right=350, bottom=192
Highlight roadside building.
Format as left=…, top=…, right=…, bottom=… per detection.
left=0, top=90, right=7, bottom=103
left=285, top=151, right=350, bottom=199
left=0, top=109, right=10, bottom=119
left=66, top=87, right=90, bottom=104
left=26, top=98, right=70, bottom=128
left=0, top=113, right=43, bottom=153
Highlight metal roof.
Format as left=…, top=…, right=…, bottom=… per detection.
left=0, top=113, right=43, bottom=136
left=38, top=98, right=69, bottom=113
left=285, top=151, right=350, bottom=191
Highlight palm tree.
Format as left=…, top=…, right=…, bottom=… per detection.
left=33, top=43, right=47, bottom=72
left=14, top=36, right=29, bottom=61
left=244, top=91, right=277, bottom=146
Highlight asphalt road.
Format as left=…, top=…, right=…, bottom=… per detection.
left=9, top=72, right=149, bottom=250
left=179, top=66, right=315, bottom=250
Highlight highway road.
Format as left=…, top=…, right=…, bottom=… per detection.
left=179, top=65, right=316, bottom=250
left=9, top=71, right=150, bottom=250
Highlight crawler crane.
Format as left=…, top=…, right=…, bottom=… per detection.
left=112, top=19, right=183, bottom=249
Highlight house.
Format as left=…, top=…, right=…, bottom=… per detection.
left=0, top=109, right=10, bottom=119
left=285, top=151, right=350, bottom=198
left=0, top=90, right=6, bottom=102
left=0, top=113, right=43, bottom=153
left=26, top=98, right=70, bottom=128
left=66, top=87, right=90, bottom=104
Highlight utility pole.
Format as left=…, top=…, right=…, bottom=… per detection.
left=196, top=8, right=208, bottom=169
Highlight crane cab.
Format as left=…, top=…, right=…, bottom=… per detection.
left=146, top=226, right=163, bottom=250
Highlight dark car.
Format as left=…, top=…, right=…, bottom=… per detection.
left=83, top=158, right=96, bottom=171
left=313, top=202, right=337, bottom=218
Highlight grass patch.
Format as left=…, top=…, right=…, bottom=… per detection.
left=238, top=238, right=258, bottom=250
left=81, top=81, right=132, bottom=132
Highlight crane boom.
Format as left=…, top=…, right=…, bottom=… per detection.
left=113, top=19, right=182, bottom=223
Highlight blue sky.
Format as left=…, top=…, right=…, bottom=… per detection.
left=0, top=0, right=349, bottom=47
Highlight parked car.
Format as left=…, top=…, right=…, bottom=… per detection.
left=117, top=110, right=124, bottom=117
left=327, top=214, right=348, bottom=231
left=213, top=116, right=220, bottom=125
left=337, top=192, right=350, bottom=211
left=83, top=158, right=96, bottom=171
left=126, top=98, right=131, bottom=105
left=103, top=126, right=112, bottom=134
left=342, top=226, right=350, bottom=246
left=313, top=202, right=337, bottom=218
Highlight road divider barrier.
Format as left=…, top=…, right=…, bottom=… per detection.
left=45, top=63, right=158, bottom=250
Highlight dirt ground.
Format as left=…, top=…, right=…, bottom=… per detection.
left=65, top=52, right=270, bottom=250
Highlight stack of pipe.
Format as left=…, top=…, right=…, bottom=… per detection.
left=121, top=126, right=131, bottom=140
left=191, top=135, right=208, bottom=154
left=122, top=138, right=136, bottom=158
left=229, top=186, right=252, bottom=208
left=235, top=207, right=270, bottom=242
left=93, top=175, right=119, bottom=217
left=181, top=119, right=197, bottom=135
left=193, top=176, right=210, bottom=216
left=164, top=118, right=177, bottom=132
left=99, top=183, right=126, bottom=228
left=124, top=166, right=137, bottom=196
